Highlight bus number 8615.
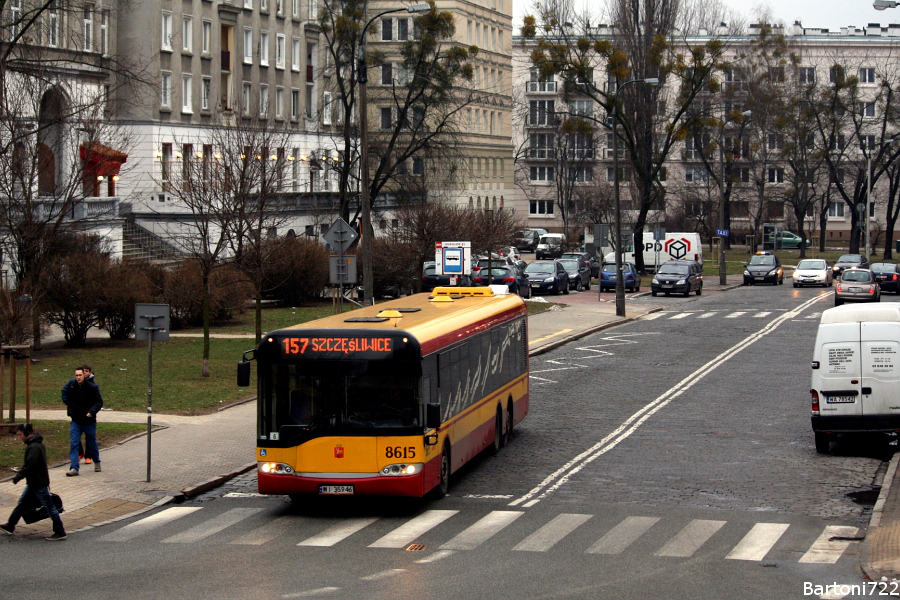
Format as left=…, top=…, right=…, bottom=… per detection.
left=385, top=446, right=416, bottom=459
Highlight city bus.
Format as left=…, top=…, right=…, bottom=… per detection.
left=237, top=286, right=529, bottom=499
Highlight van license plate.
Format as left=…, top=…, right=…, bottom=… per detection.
left=319, top=485, right=354, bottom=494
left=826, top=395, right=856, bottom=403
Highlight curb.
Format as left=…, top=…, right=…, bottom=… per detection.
left=528, top=307, right=664, bottom=358
left=180, top=462, right=258, bottom=499
left=861, top=452, right=900, bottom=581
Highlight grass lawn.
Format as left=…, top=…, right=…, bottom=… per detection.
left=0, top=421, right=149, bottom=476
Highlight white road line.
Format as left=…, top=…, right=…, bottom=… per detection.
left=440, top=511, right=523, bottom=550
left=655, top=519, right=726, bottom=557
left=529, top=376, right=558, bottom=384
left=162, top=508, right=264, bottom=543
left=509, top=293, right=825, bottom=508
left=725, top=312, right=746, bottom=318
left=511, top=513, right=592, bottom=552
left=99, top=506, right=203, bottom=542
left=642, top=312, right=668, bottom=320
left=297, top=517, right=380, bottom=547
left=231, top=515, right=297, bottom=546
left=725, top=523, right=790, bottom=561
left=283, top=587, right=341, bottom=598
left=369, top=510, right=458, bottom=548
left=697, top=312, right=717, bottom=318
left=414, top=550, right=455, bottom=564
left=360, top=569, right=406, bottom=582
left=586, top=516, right=659, bottom=555
left=669, top=313, right=693, bottom=319
left=799, top=526, right=859, bottom=564
left=753, top=311, right=772, bottom=318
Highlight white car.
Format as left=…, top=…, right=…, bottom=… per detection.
left=792, top=259, right=833, bottom=288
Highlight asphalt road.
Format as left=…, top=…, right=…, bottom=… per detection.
left=2, top=284, right=893, bottom=600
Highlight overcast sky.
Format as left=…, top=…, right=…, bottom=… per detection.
left=512, top=0, right=899, bottom=33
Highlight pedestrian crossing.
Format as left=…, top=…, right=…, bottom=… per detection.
left=97, top=505, right=858, bottom=564
left=642, top=310, right=785, bottom=321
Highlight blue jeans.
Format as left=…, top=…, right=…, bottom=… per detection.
left=7, top=485, right=65, bottom=535
left=70, top=422, right=99, bottom=470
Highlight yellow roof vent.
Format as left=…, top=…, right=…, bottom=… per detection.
left=376, top=309, right=403, bottom=319
left=429, top=294, right=454, bottom=303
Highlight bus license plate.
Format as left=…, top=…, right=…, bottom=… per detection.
left=319, top=485, right=354, bottom=495
left=826, top=395, right=856, bottom=403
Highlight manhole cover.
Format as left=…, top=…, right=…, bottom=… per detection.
left=405, top=544, right=427, bottom=552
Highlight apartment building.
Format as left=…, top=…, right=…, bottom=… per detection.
left=513, top=22, right=900, bottom=246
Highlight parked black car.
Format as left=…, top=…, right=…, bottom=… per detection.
left=871, top=263, right=900, bottom=293
left=651, top=260, right=703, bottom=296
left=472, top=264, right=531, bottom=298
left=524, top=260, right=570, bottom=295
left=561, top=252, right=600, bottom=278
left=515, top=229, right=540, bottom=253
left=421, top=265, right=473, bottom=293
left=558, top=258, right=591, bottom=291
left=832, top=254, right=870, bottom=277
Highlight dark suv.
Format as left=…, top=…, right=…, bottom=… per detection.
left=651, top=260, right=703, bottom=297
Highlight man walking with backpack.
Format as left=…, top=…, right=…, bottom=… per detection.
left=0, top=423, right=67, bottom=540
left=61, top=366, right=103, bottom=476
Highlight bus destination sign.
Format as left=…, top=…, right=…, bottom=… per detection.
left=280, top=336, right=395, bottom=357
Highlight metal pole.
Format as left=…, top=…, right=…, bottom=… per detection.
left=146, top=316, right=154, bottom=483
left=866, top=153, right=872, bottom=262
left=719, top=125, right=727, bottom=285
left=358, top=43, right=373, bottom=307
left=612, top=101, right=625, bottom=318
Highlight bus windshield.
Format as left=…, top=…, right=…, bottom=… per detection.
left=263, top=360, right=421, bottom=443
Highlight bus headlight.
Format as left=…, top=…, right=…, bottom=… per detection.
left=259, top=462, right=294, bottom=475
left=380, top=463, right=423, bottom=476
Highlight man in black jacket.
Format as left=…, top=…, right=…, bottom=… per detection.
left=61, top=366, right=103, bottom=476
left=0, top=423, right=67, bottom=540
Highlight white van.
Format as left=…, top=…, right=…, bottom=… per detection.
left=536, top=233, right=565, bottom=260
left=810, top=304, right=900, bottom=453
left=602, top=232, right=703, bottom=271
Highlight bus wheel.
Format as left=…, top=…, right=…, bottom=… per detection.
left=429, top=445, right=451, bottom=499
left=288, top=494, right=304, bottom=504
left=490, top=409, right=502, bottom=455
left=500, top=403, right=512, bottom=448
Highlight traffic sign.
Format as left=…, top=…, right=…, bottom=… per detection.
left=716, top=229, right=730, bottom=237
left=323, top=219, right=359, bottom=253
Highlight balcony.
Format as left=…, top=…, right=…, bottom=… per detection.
left=528, top=148, right=556, bottom=159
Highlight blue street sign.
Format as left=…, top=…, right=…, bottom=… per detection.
left=716, top=229, right=730, bottom=237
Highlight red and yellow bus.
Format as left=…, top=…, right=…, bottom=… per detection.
left=237, top=287, right=529, bottom=499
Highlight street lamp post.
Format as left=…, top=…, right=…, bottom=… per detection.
left=357, top=2, right=431, bottom=306
left=718, top=110, right=751, bottom=285
left=610, top=77, right=658, bottom=317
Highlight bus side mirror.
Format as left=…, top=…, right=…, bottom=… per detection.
left=237, top=361, right=251, bottom=387
left=426, top=403, right=442, bottom=429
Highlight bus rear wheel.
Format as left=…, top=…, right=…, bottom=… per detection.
left=490, top=409, right=502, bottom=455
left=500, top=404, right=512, bottom=448
left=429, top=445, right=451, bottom=499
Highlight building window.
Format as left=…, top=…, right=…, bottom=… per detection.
left=291, top=89, right=300, bottom=118
left=830, top=65, right=844, bottom=83
left=48, top=4, right=61, bottom=47
left=684, top=167, right=708, bottom=183
left=100, top=9, right=109, bottom=55
left=570, top=167, right=592, bottom=182
left=161, top=12, right=172, bottom=51
left=182, top=75, right=193, bottom=112
left=308, top=0, right=317, bottom=19
left=292, top=38, right=301, bottom=70
left=397, top=18, right=408, bottom=40
left=412, top=157, right=423, bottom=175
left=860, top=67, right=876, bottom=83
left=244, top=0, right=252, bottom=9
left=798, top=66, right=815, bottom=85
left=380, top=107, right=392, bottom=129
left=275, top=87, right=284, bottom=118
left=161, top=143, right=173, bottom=182
left=767, top=168, right=784, bottom=183
left=243, top=28, right=253, bottom=63
left=260, top=32, right=269, bottom=65
left=828, top=202, right=845, bottom=218
left=202, top=21, right=211, bottom=54
left=381, top=63, right=392, bottom=86
left=261, top=0, right=267, bottom=11
left=83, top=5, right=93, bottom=52
left=768, top=66, right=784, bottom=83
left=381, top=18, right=392, bottom=40
left=242, top=82, right=252, bottom=115
left=767, top=133, right=784, bottom=152
left=860, top=102, right=876, bottom=117
left=201, top=77, right=211, bottom=110
left=529, top=200, right=554, bottom=214
left=260, top=85, right=269, bottom=117
left=322, top=91, right=332, bottom=125
left=161, top=72, right=172, bottom=107
left=276, top=0, right=283, bottom=15
left=10, top=0, right=20, bottom=39
left=275, top=34, right=285, bottom=69
left=529, top=166, right=554, bottom=182
left=528, top=100, right=555, bottom=126
left=182, top=16, right=193, bottom=53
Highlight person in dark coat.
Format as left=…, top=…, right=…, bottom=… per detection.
left=0, top=423, right=67, bottom=540
left=63, top=364, right=98, bottom=465
left=61, top=366, right=103, bottom=476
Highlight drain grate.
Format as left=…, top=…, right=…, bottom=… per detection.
left=405, top=543, right=427, bottom=552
